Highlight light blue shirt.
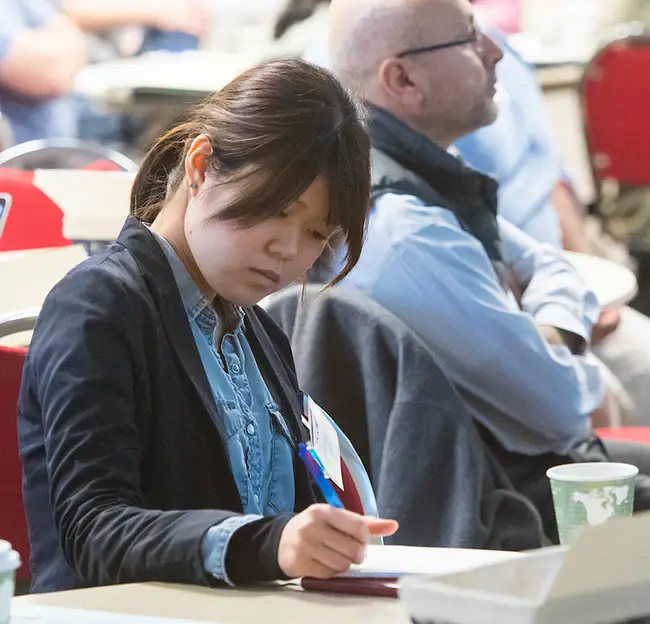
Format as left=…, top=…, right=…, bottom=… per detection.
left=0, top=0, right=78, bottom=143
left=455, top=33, right=564, bottom=247
left=150, top=229, right=295, bottom=585
left=343, top=193, right=604, bottom=456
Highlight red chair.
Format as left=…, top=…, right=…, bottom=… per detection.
left=581, top=29, right=650, bottom=191
left=597, top=427, right=650, bottom=446
left=0, top=310, right=37, bottom=581
left=0, top=139, right=137, bottom=252
left=0, top=170, right=70, bottom=252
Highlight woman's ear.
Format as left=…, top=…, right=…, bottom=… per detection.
left=185, top=134, right=214, bottom=191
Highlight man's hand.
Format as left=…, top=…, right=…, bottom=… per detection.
left=277, top=504, right=398, bottom=579
left=591, top=309, right=622, bottom=346
left=537, top=324, right=585, bottom=354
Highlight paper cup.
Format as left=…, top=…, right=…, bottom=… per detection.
left=547, top=462, right=638, bottom=545
left=0, top=541, right=20, bottom=624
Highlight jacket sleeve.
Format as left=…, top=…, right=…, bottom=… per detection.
left=28, top=263, right=252, bottom=586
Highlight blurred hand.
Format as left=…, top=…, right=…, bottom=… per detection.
left=537, top=324, right=565, bottom=347
left=278, top=504, right=398, bottom=579
left=591, top=309, right=622, bottom=346
left=537, top=324, right=584, bottom=354
left=151, top=0, right=213, bottom=38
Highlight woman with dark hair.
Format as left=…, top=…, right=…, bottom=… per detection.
left=18, top=57, right=397, bottom=593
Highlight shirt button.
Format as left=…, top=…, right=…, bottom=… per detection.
left=230, top=363, right=241, bottom=374
left=246, top=424, right=255, bottom=435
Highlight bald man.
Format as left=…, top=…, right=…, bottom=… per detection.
left=329, top=0, right=650, bottom=536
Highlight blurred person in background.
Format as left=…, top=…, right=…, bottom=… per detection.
left=0, top=0, right=86, bottom=145
left=455, top=20, right=650, bottom=426
left=60, top=0, right=213, bottom=57
left=57, top=0, right=213, bottom=150
left=472, top=0, right=521, bottom=33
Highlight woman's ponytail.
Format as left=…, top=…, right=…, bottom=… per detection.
left=130, top=122, right=193, bottom=222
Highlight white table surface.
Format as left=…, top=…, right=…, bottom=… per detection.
left=74, top=50, right=264, bottom=104
left=31, top=169, right=135, bottom=243
left=14, top=582, right=410, bottom=624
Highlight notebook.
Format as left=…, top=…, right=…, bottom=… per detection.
left=341, top=545, right=523, bottom=579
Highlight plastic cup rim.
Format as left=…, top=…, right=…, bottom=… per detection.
left=546, top=462, right=639, bottom=483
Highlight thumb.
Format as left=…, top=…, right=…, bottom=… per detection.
left=363, top=516, right=399, bottom=536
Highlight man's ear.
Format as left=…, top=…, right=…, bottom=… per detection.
left=378, top=57, right=425, bottom=109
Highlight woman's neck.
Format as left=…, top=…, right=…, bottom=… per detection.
left=151, top=201, right=216, bottom=300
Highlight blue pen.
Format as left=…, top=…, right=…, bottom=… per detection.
left=298, top=443, right=345, bottom=509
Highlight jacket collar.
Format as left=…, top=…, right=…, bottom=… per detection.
left=367, top=104, right=502, bottom=263
left=115, top=216, right=229, bottom=443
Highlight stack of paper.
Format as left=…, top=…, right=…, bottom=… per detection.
left=343, top=545, right=522, bottom=578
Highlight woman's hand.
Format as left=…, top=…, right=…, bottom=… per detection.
left=277, top=504, right=398, bottom=579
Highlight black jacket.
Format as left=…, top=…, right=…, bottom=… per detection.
left=18, top=217, right=316, bottom=593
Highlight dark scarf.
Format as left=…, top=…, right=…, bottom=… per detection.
left=367, top=104, right=503, bottom=263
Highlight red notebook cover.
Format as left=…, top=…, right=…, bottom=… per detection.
left=300, top=576, right=399, bottom=599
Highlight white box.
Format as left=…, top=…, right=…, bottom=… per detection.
left=401, top=512, right=650, bottom=624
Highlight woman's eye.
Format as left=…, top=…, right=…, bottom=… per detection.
left=309, top=230, right=328, bottom=242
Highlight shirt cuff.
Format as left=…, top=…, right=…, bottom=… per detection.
left=532, top=302, right=594, bottom=342
left=201, top=515, right=263, bottom=586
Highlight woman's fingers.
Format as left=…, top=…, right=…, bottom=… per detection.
left=364, top=517, right=399, bottom=536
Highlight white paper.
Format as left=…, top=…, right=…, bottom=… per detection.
left=342, top=545, right=523, bottom=578
left=307, top=398, right=344, bottom=490
left=12, top=604, right=222, bottom=623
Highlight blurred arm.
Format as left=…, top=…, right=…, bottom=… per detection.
left=0, top=14, right=86, bottom=98
left=61, top=0, right=159, bottom=31
left=551, top=180, right=593, bottom=254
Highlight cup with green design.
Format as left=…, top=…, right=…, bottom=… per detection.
left=546, top=462, right=638, bottom=545
left=0, top=540, right=20, bottom=624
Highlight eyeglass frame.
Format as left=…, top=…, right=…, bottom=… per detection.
left=394, top=24, right=481, bottom=59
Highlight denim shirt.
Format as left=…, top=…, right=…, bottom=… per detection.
left=148, top=228, right=295, bottom=584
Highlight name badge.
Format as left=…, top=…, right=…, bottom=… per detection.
left=304, top=396, right=344, bottom=490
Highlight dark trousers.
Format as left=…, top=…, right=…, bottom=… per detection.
left=479, top=428, right=650, bottom=544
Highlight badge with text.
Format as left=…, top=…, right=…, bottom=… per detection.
left=305, top=397, right=344, bottom=490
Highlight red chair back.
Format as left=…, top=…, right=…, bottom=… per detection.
left=0, top=170, right=70, bottom=252
left=582, top=35, right=650, bottom=188
left=597, top=427, right=650, bottom=446
left=332, top=459, right=364, bottom=515
left=0, top=346, right=29, bottom=580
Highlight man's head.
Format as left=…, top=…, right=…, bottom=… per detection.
left=329, top=0, right=503, bottom=147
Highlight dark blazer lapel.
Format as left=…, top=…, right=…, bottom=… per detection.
left=115, top=217, right=228, bottom=445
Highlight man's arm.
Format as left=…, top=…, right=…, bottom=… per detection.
left=62, top=0, right=211, bottom=38
left=498, top=216, right=600, bottom=350
left=551, top=180, right=593, bottom=254
left=0, top=13, right=86, bottom=98
left=368, top=196, right=603, bottom=456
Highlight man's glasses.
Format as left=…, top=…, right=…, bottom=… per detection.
left=395, top=26, right=480, bottom=58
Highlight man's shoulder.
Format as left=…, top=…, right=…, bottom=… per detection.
left=371, top=192, right=472, bottom=247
